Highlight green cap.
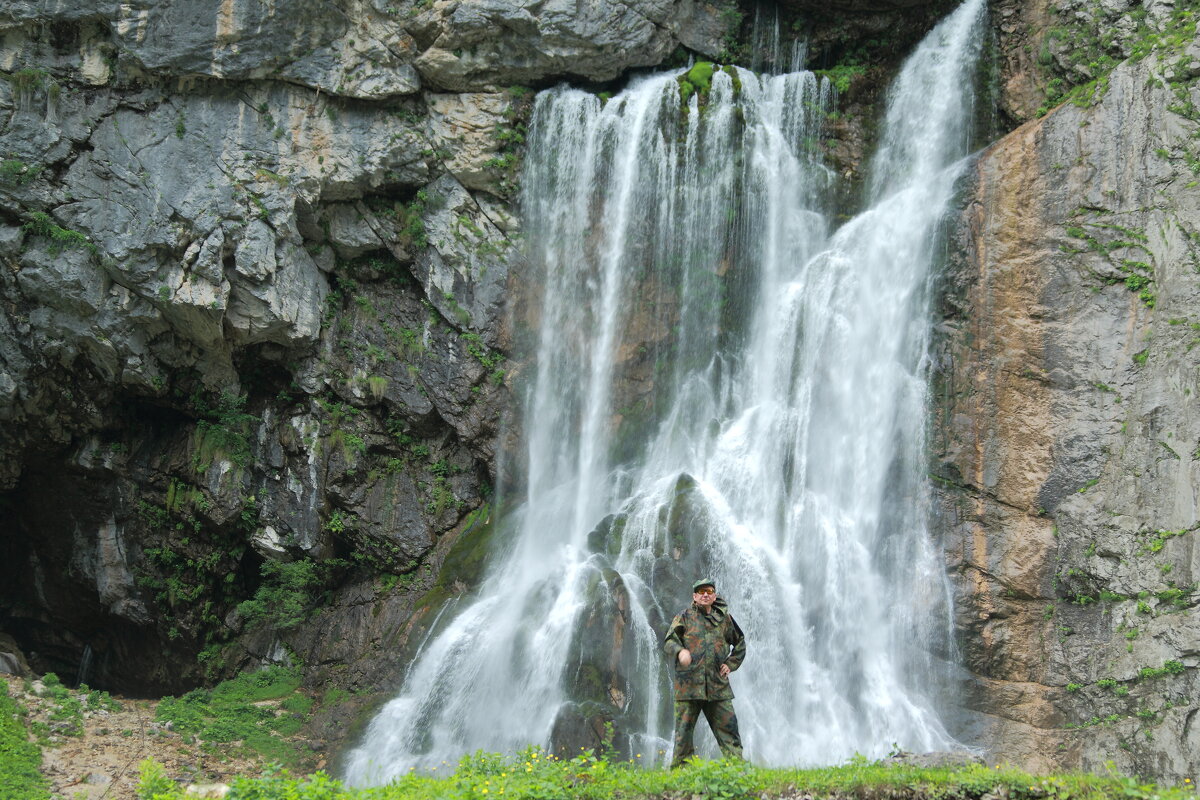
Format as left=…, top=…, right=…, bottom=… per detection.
left=692, top=578, right=716, bottom=593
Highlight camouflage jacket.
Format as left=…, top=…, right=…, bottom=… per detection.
left=662, top=597, right=746, bottom=701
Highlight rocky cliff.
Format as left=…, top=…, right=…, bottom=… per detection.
left=935, top=19, right=1200, bottom=781
left=0, top=0, right=736, bottom=706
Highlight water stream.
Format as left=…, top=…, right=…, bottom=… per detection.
left=344, top=0, right=986, bottom=783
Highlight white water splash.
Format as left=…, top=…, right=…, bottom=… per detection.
left=343, top=0, right=985, bottom=783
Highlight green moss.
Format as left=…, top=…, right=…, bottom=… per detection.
left=685, top=62, right=714, bottom=92
left=720, top=65, right=742, bottom=94
left=431, top=504, right=497, bottom=593
left=677, top=61, right=716, bottom=105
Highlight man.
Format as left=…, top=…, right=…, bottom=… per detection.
left=662, top=578, right=746, bottom=767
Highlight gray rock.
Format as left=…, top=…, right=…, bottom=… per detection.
left=413, top=0, right=730, bottom=90
left=424, top=92, right=512, bottom=193
left=3, top=0, right=731, bottom=98
left=411, top=173, right=517, bottom=340
left=0, top=633, right=33, bottom=677
left=324, top=203, right=388, bottom=259
left=250, top=526, right=290, bottom=561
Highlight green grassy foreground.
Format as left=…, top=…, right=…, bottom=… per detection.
left=136, top=746, right=1199, bottom=800
left=0, top=678, right=49, bottom=800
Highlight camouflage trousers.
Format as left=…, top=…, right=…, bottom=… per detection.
left=670, top=698, right=743, bottom=767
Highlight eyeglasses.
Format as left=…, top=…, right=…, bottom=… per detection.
left=693, top=588, right=716, bottom=595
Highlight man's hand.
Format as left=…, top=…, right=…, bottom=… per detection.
left=678, top=649, right=692, bottom=667
left=718, top=663, right=730, bottom=678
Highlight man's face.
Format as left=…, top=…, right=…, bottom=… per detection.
left=693, top=585, right=716, bottom=609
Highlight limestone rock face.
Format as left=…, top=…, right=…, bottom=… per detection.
left=409, top=0, right=728, bottom=90
left=0, top=0, right=733, bottom=97
left=935, top=51, right=1200, bottom=781
left=0, top=0, right=736, bottom=701
left=0, top=0, right=516, bottom=691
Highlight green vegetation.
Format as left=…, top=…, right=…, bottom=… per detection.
left=22, top=211, right=97, bottom=255
left=1142, top=527, right=1192, bottom=554
left=1139, top=659, right=1186, bottom=679
left=485, top=89, right=532, bottom=197
left=155, top=665, right=313, bottom=767
left=461, top=332, right=504, bottom=372
left=0, top=158, right=41, bottom=186
left=137, top=748, right=1200, bottom=800
left=0, top=678, right=48, bottom=800
left=717, top=2, right=747, bottom=63
left=190, top=390, right=258, bottom=472
left=678, top=61, right=716, bottom=105
left=1036, top=3, right=1200, bottom=118
left=815, top=63, right=867, bottom=94
left=138, top=758, right=176, bottom=799
left=5, top=68, right=49, bottom=95
left=237, top=559, right=328, bottom=630
left=135, top=488, right=252, bottom=660
left=1063, top=214, right=1156, bottom=308
left=373, top=190, right=430, bottom=251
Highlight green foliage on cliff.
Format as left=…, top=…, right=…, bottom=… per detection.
left=0, top=158, right=40, bottom=186
left=0, top=678, right=49, bottom=800
left=191, top=390, right=258, bottom=472
left=22, top=211, right=96, bottom=255
left=136, top=747, right=1200, bottom=800
left=815, top=63, right=867, bottom=94
left=237, top=559, right=326, bottom=630
left=1037, top=2, right=1200, bottom=118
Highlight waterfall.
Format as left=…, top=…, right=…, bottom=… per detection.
left=75, top=643, right=94, bottom=689
left=343, top=0, right=985, bottom=783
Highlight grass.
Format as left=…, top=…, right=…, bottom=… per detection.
left=135, top=747, right=1200, bottom=800
left=154, top=666, right=313, bottom=767
left=0, top=678, right=49, bottom=800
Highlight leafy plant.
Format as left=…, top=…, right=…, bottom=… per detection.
left=137, top=758, right=176, bottom=800
left=191, top=391, right=258, bottom=472
left=237, top=559, right=325, bottom=630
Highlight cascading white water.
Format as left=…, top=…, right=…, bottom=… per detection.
left=343, top=0, right=985, bottom=784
